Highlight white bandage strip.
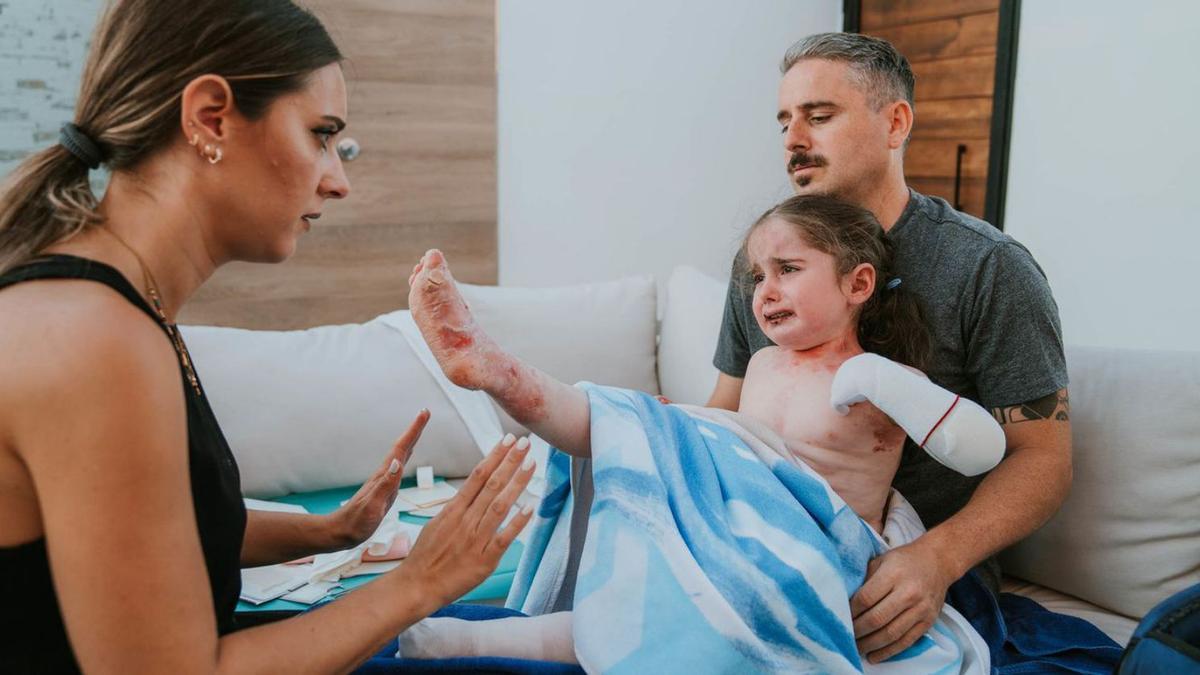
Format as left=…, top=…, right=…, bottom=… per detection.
left=830, top=353, right=1005, bottom=476
left=416, top=465, right=435, bottom=490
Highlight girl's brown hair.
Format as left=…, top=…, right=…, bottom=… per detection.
left=740, top=194, right=931, bottom=370
left=0, top=0, right=343, bottom=275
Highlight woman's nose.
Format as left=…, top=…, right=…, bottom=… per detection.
left=321, top=153, right=351, bottom=200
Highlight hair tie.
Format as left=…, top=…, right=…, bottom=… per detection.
left=59, top=123, right=104, bottom=170
left=886, top=277, right=902, bottom=291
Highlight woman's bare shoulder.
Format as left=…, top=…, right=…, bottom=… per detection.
left=0, top=279, right=177, bottom=433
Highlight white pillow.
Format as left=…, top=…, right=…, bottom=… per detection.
left=1000, top=344, right=1200, bottom=619
left=457, top=275, right=660, bottom=435
left=180, top=273, right=660, bottom=495
left=657, top=266, right=728, bottom=405
left=181, top=314, right=487, bottom=498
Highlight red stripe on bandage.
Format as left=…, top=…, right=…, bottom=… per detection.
left=920, top=395, right=961, bottom=448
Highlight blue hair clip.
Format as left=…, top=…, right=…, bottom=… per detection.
left=886, top=277, right=902, bottom=291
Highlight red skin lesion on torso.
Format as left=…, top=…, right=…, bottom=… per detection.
left=738, top=346, right=905, bottom=526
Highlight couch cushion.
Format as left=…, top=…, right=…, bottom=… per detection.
left=1000, top=345, right=1200, bottom=619
left=182, top=315, right=488, bottom=498
left=658, top=265, right=728, bottom=405
left=181, top=273, right=659, bottom=494
left=457, top=275, right=659, bottom=434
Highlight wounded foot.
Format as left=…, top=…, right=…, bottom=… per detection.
left=407, top=249, right=506, bottom=391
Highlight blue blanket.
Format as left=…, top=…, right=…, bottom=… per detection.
left=947, top=571, right=1123, bottom=674
left=508, top=384, right=979, bottom=674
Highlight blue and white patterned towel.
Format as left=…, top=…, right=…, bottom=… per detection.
left=507, top=384, right=986, bottom=674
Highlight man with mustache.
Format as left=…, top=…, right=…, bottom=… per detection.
left=708, top=33, right=1071, bottom=665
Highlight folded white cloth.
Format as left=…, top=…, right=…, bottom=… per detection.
left=309, top=519, right=425, bottom=583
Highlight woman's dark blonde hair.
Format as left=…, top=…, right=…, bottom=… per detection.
left=740, top=194, right=931, bottom=370
left=0, top=0, right=343, bottom=274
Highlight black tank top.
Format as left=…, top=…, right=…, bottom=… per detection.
left=0, top=254, right=247, bottom=673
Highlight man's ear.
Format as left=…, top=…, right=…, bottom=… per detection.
left=885, top=100, right=913, bottom=150
left=179, top=74, right=236, bottom=145
left=844, top=262, right=876, bottom=306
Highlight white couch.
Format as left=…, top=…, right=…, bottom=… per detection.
left=181, top=267, right=1200, bottom=648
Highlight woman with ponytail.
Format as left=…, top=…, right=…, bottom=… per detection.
left=0, top=2, right=533, bottom=672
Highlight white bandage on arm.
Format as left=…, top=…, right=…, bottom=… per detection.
left=830, top=353, right=1005, bottom=476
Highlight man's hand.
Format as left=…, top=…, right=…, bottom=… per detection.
left=850, top=537, right=958, bottom=664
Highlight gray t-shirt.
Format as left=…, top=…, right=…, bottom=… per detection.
left=714, top=189, right=1068, bottom=588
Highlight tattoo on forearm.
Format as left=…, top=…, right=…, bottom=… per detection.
left=991, top=390, right=1070, bottom=425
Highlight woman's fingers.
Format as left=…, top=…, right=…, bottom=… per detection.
left=462, top=437, right=530, bottom=529
left=385, top=409, right=430, bottom=472
left=396, top=433, right=539, bottom=605
left=485, top=501, right=535, bottom=560
left=372, top=409, right=430, bottom=490
left=472, top=453, right=536, bottom=545
left=447, top=433, right=517, bottom=516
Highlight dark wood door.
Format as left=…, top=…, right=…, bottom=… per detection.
left=849, top=0, right=1019, bottom=227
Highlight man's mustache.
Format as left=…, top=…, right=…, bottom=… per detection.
left=788, top=152, right=827, bottom=172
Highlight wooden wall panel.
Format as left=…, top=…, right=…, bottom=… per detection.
left=871, top=13, right=998, bottom=61
left=191, top=224, right=496, bottom=329
left=911, top=98, right=992, bottom=140
left=911, top=55, right=996, bottom=99
left=862, top=0, right=999, bottom=31
left=860, top=1, right=1004, bottom=221
left=180, top=0, right=497, bottom=330
left=904, top=140, right=989, bottom=179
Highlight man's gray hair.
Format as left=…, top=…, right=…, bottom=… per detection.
left=780, top=32, right=915, bottom=110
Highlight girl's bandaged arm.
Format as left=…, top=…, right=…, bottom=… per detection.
left=830, top=353, right=1005, bottom=476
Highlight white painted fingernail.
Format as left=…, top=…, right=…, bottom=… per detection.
left=520, top=503, right=534, bottom=516
left=516, top=437, right=530, bottom=451
left=388, top=458, right=401, bottom=475
left=521, top=455, right=535, bottom=471
left=502, top=433, right=516, bottom=446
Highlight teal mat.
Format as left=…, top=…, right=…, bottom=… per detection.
left=237, top=480, right=521, bottom=612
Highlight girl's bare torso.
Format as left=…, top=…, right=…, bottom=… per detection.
left=738, top=346, right=905, bottom=531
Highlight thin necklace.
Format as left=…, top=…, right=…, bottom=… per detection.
left=98, top=227, right=202, bottom=397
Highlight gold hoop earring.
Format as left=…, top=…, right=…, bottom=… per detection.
left=206, top=146, right=223, bottom=165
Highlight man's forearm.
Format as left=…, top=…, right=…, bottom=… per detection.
left=706, top=372, right=744, bottom=411
left=241, top=510, right=352, bottom=567
left=920, top=400, right=1073, bottom=579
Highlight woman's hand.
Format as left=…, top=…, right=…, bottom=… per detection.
left=400, top=433, right=537, bottom=606
left=327, top=409, right=430, bottom=547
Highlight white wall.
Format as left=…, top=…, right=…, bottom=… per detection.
left=0, top=1, right=105, bottom=184
left=1004, top=1, right=1200, bottom=351
left=497, top=0, right=840, bottom=288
